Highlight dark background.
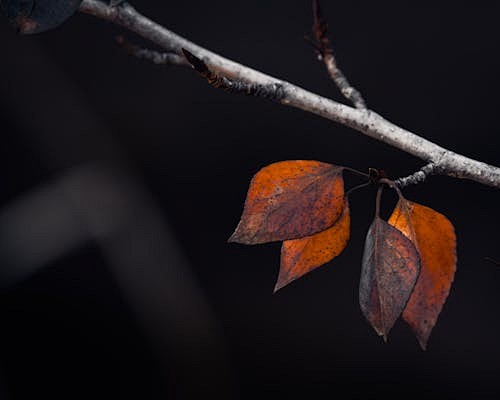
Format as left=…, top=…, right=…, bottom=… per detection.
left=0, top=1, right=500, bottom=399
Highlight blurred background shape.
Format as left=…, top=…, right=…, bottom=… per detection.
left=0, top=24, right=232, bottom=399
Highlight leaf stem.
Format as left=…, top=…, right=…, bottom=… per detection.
left=375, top=185, right=383, bottom=218
left=346, top=181, right=371, bottom=198
left=378, top=177, right=404, bottom=199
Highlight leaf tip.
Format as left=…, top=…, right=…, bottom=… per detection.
left=417, top=335, right=428, bottom=351
left=227, top=228, right=253, bottom=245
left=273, top=276, right=291, bottom=293
left=272, top=284, right=282, bottom=294
left=227, top=224, right=243, bottom=243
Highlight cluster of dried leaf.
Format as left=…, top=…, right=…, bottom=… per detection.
left=229, top=161, right=456, bottom=349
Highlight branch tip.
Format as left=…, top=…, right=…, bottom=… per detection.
left=309, top=0, right=367, bottom=109
left=312, top=0, right=326, bottom=42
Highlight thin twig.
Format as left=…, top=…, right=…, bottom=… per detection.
left=78, top=0, right=500, bottom=189
left=308, top=0, right=367, bottom=110
left=115, top=35, right=188, bottom=66
left=395, top=163, right=439, bottom=188
left=346, top=182, right=371, bottom=198
left=182, top=49, right=284, bottom=100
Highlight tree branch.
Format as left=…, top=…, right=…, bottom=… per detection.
left=78, top=0, right=500, bottom=189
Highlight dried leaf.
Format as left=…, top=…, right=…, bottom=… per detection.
left=229, top=160, right=344, bottom=244
left=388, top=199, right=456, bottom=349
left=360, top=217, right=420, bottom=340
left=1, top=0, right=82, bottom=34
left=276, top=200, right=350, bottom=292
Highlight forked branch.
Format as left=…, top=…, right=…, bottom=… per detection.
left=78, top=0, right=500, bottom=189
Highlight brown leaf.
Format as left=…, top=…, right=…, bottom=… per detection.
left=229, top=160, right=344, bottom=244
left=388, top=199, right=456, bottom=350
left=360, top=217, right=420, bottom=340
left=276, top=200, right=350, bottom=292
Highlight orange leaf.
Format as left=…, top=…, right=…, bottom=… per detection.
left=360, top=217, right=420, bottom=340
left=388, top=199, right=456, bottom=350
left=229, top=160, right=344, bottom=244
left=276, top=200, right=350, bottom=292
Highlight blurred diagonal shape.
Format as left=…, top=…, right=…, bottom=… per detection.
left=0, top=28, right=233, bottom=399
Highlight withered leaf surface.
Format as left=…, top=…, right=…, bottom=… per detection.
left=229, top=160, right=344, bottom=244
left=388, top=199, right=456, bottom=349
left=276, top=200, right=350, bottom=291
left=1, top=0, right=82, bottom=34
left=360, top=217, right=420, bottom=340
